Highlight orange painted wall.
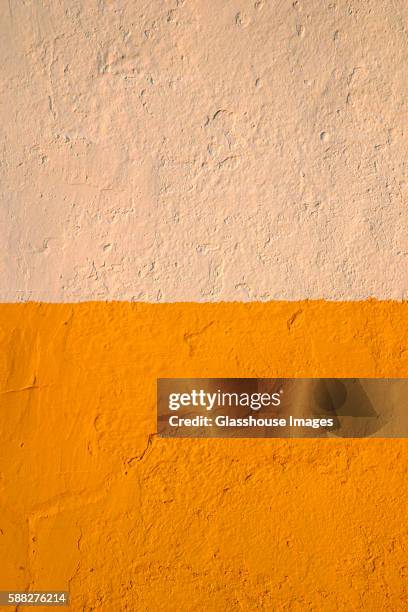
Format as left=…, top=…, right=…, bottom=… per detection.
left=0, top=301, right=407, bottom=610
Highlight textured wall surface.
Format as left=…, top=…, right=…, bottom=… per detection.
left=0, top=302, right=407, bottom=610
left=1, top=1, right=408, bottom=611
left=1, top=0, right=408, bottom=301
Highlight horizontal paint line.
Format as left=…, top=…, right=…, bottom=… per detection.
left=2, top=296, right=408, bottom=304
left=1, top=298, right=408, bottom=304
left=0, top=300, right=408, bottom=380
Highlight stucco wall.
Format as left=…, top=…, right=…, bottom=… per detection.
left=2, top=0, right=408, bottom=301
left=1, top=1, right=407, bottom=611
left=1, top=301, right=408, bottom=610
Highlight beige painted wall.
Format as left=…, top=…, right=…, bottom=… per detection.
left=1, top=0, right=407, bottom=301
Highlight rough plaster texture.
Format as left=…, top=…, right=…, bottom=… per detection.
left=2, top=0, right=408, bottom=301
left=1, top=1, right=408, bottom=610
left=0, top=301, right=407, bottom=610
